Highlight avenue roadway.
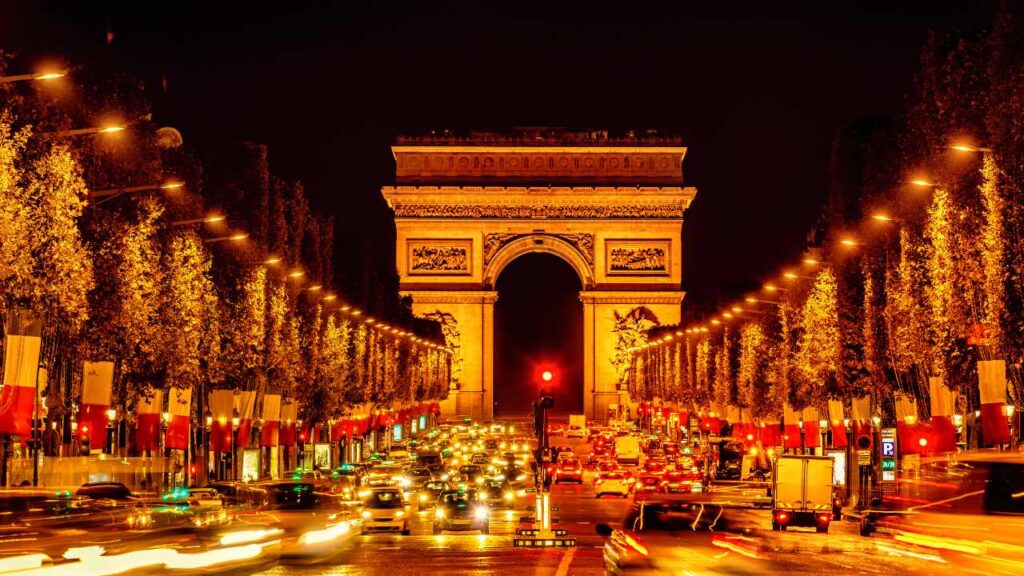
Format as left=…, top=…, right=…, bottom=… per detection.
left=254, top=437, right=933, bottom=576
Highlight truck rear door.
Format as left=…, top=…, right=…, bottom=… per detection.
left=774, top=457, right=805, bottom=509
left=804, top=459, right=835, bottom=511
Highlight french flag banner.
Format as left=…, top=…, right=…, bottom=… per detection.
left=260, top=394, right=281, bottom=447
left=209, top=389, right=234, bottom=452
left=164, top=387, right=192, bottom=450
left=928, top=376, right=957, bottom=454
left=80, top=361, right=114, bottom=449
left=235, top=390, right=257, bottom=448
left=801, top=407, right=820, bottom=448
left=783, top=404, right=802, bottom=449
left=978, top=360, right=1011, bottom=445
left=827, top=399, right=847, bottom=448
left=280, top=400, right=297, bottom=446
left=136, top=389, right=164, bottom=452
left=0, top=312, right=42, bottom=437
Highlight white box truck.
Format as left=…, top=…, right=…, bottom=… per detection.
left=614, top=436, right=641, bottom=466
left=567, top=414, right=587, bottom=438
left=771, top=454, right=835, bottom=533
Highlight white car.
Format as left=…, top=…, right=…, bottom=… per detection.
left=361, top=488, right=410, bottom=534
left=566, top=425, right=585, bottom=439
left=594, top=471, right=631, bottom=498
left=188, top=488, right=224, bottom=508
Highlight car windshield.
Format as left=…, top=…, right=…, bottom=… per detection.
left=366, top=491, right=404, bottom=508
left=425, top=482, right=450, bottom=491
left=441, top=491, right=475, bottom=505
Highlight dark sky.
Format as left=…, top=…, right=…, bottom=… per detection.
left=3, top=1, right=998, bottom=406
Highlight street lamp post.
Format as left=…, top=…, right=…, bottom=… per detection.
left=0, top=70, right=67, bottom=84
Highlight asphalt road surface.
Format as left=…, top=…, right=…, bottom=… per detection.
left=253, top=437, right=935, bottom=576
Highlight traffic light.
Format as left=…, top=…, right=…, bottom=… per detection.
left=855, top=435, right=872, bottom=450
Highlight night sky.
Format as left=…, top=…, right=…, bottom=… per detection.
left=4, top=1, right=999, bottom=412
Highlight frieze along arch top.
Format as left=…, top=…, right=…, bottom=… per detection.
left=381, top=128, right=697, bottom=422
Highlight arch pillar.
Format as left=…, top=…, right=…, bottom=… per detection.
left=405, top=291, right=499, bottom=422
left=579, top=291, right=685, bottom=421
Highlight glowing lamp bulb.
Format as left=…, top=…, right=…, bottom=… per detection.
left=541, top=371, right=553, bottom=382
left=918, top=437, right=928, bottom=447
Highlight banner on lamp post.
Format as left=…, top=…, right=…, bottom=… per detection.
left=0, top=312, right=42, bottom=437
left=209, top=390, right=234, bottom=452
left=978, top=360, right=1011, bottom=444
left=165, top=387, right=192, bottom=450
left=136, top=390, right=163, bottom=452
left=260, top=394, right=281, bottom=447
left=235, top=390, right=256, bottom=449
left=81, top=361, right=114, bottom=450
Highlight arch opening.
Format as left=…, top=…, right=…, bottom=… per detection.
left=493, top=252, right=583, bottom=417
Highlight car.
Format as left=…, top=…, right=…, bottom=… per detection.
left=186, top=487, right=224, bottom=508
left=75, top=482, right=133, bottom=501
left=477, top=479, right=516, bottom=509
left=415, top=480, right=452, bottom=509
left=641, top=459, right=670, bottom=476
left=596, top=497, right=753, bottom=575
left=456, top=464, right=486, bottom=486
left=360, top=487, right=410, bottom=535
left=547, top=423, right=566, bottom=436
left=471, top=452, right=490, bottom=465
left=433, top=490, right=489, bottom=534
left=402, top=467, right=433, bottom=489
left=633, top=474, right=664, bottom=495
left=595, top=471, right=633, bottom=498
left=660, top=471, right=702, bottom=494
left=553, top=458, right=584, bottom=484
left=566, top=424, right=585, bottom=439
left=255, top=481, right=359, bottom=560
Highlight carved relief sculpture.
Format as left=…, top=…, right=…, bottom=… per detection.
left=422, top=311, right=463, bottom=386
left=407, top=239, right=471, bottom=275
left=605, top=239, right=671, bottom=275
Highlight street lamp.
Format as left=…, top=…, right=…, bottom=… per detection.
left=949, top=143, right=991, bottom=153
left=170, top=214, right=225, bottom=227
left=203, top=233, right=248, bottom=244
left=838, top=237, right=863, bottom=248
left=90, top=180, right=184, bottom=201
left=43, top=124, right=126, bottom=138
left=0, top=70, right=67, bottom=84
left=870, top=213, right=900, bottom=223
left=819, top=418, right=829, bottom=451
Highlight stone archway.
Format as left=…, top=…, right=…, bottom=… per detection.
left=483, top=234, right=595, bottom=290
left=382, top=129, right=697, bottom=421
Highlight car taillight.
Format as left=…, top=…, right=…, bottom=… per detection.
left=622, top=532, right=649, bottom=556
left=816, top=513, right=832, bottom=524
left=774, top=511, right=790, bottom=524
left=595, top=479, right=602, bottom=485
left=556, top=468, right=563, bottom=473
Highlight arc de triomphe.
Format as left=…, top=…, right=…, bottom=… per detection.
left=382, top=129, right=696, bottom=421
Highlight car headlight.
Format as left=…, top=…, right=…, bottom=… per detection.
left=475, top=477, right=484, bottom=484
left=435, top=508, right=445, bottom=519
left=441, top=473, right=449, bottom=481
left=516, top=489, right=527, bottom=497
left=474, top=507, right=489, bottom=520
left=395, top=510, right=405, bottom=519
left=516, top=474, right=526, bottom=481
left=503, top=492, right=514, bottom=501
left=419, top=493, right=428, bottom=502
left=361, top=510, right=372, bottom=519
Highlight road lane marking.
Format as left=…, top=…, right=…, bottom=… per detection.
left=554, top=547, right=576, bottom=576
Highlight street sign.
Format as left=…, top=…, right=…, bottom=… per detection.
left=880, top=427, right=897, bottom=482
left=856, top=449, right=871, bottom=466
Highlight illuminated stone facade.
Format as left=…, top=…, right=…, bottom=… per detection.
left=382, top=129, right=696, bottom=420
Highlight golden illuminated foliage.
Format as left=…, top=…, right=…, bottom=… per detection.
left=793, top=269, right=840, bottom=405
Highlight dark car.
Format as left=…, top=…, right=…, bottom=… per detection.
left=75, top=482, right=133, bottom=501
left=433, top=490, right=489, bottom=534
left=415, top=480, right=452, bottom=509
